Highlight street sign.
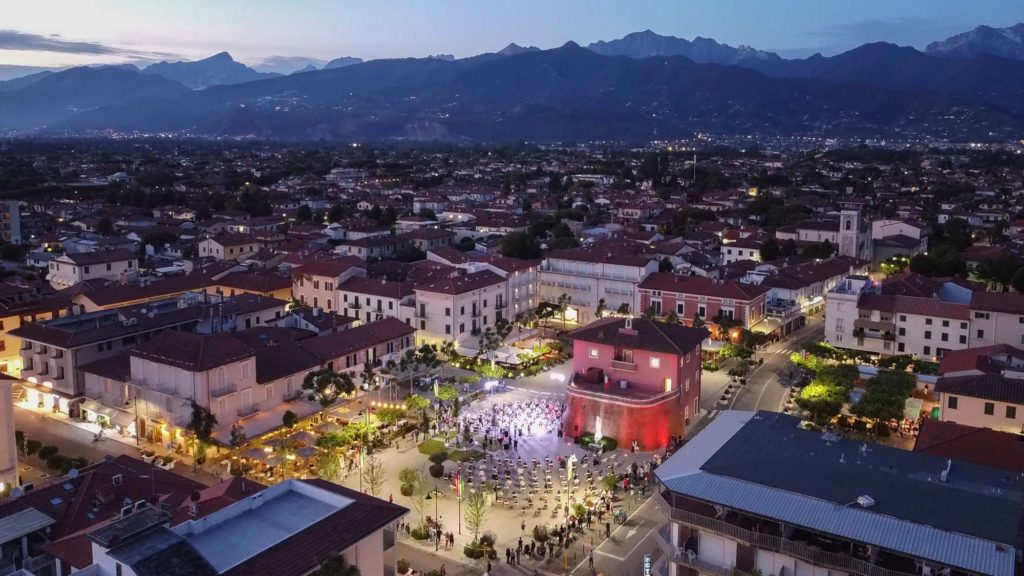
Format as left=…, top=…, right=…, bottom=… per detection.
left=643, top=554, right=652, bottom=576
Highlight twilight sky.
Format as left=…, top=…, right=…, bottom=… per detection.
left=2, top=0, right=1023, bottom=73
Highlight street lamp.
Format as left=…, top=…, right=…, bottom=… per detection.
left=425, top=485, right=441, bottom=550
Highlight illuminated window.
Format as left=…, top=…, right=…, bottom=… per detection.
left=663, top=378, right=673, bottom=392
left=589, top=348, right=598, bottom=358
left=649, top=357, right=660, bottom=368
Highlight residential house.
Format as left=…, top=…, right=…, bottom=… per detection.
left=47, top=249, right=138, bottom=290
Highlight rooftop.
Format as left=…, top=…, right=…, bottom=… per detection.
left=656, top=411, right=1024, bottom=576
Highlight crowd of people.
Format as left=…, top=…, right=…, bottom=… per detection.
left=456, top=398, right=565, bottom=450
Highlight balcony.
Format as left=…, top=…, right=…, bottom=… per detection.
left=495, top=301, right=507, bottom=311
left=415, top=310, right=428, bottom=319
left=610, top=359, right=637, bottom=372
left=349, top=301, right=363, bottom=310
left=210, top=383, right=238, bottom=398
left=656, top=493, right=917, bottom=576
left=471, top=308, right=481, bottom=318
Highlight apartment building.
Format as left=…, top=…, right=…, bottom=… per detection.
left=426, top=248, right=540, bottom=323
left=47, top=248, right=138, bottom=289
left=11, top=292, right=287, bottom=417
left=410, top=268, right=506, bottom=348
left=637, top=274, right=769, bottom=330
left=826, top=276, right=972, bottom=359
left=338, top=276, right=414, bottom=324
left=291, top=258, right=366, bottom=312
left=197, top=234, right=267, bottom=261
left=968, top=291, right=1024, bottom=348
left=720, top=237, right=763, bottom=265
left=653, top=410, right=1022, bottom=576
left=540, top=247, right=658, bottom=324
left=566, top=318, right=706, bottom=450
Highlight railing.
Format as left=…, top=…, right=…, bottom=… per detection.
left=610, top=359, right=638, bottom=372
left=656, top=494, right=917, bottom=576
left=349, top=302, right=363, bottom=310
left=495, top=301, right=507, bottom=310
left=471, top=309, right=481, bottom=318
left=415, top=311, right=428, bottom=319
left=0, top=564, right=14, bottom=576
left=211, top=383, right=237, bottom=398
left=23, top=553, right=53, bottom=573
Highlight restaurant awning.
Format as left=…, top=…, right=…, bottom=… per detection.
left=80, top=399, right=135, bottom=428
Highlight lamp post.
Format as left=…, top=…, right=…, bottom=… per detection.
left=426, top=485, right=441, bottom=550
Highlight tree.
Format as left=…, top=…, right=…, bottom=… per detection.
left=556, top=293, right=572, bottom=323
left=595, top=299, right=607, bottom=319
left=316, top=432, right=348, bottom=482
left=361, top=454, right=387, bottom=497
left=477, top=326, right=503, bottom=367
left=616, top=303, right=630, bottom=315
left=312, top=554, right=360, bottom=576
left=187, top=401, right=218, bottom=468
left=360, top=363, right=377, bottom=395
left=399, top=349, right=421, bottom=393
left=463, top=489, right=489, bottom=541
left=535, top=302, right=557, bottom=328
left=328, top=204, right=346, bottom=223
left=692, top=312, right=705, bottom=328
left=96, top=217, right=114, bottom=236
left=548, top=222, right=579, bottom=250
left=296, top=204, right=313, bottom=222
left=282, top=410, right=299, bottom=430
left=666, top=310, right=680, bottom=324
left=780, top=238, right=797, bottom=258
left=658, top=257, right=673, bottom=272
left=303, top=367, right=355, bottom=420
left=1013, top=267, right=1024, bottom=293
left=401, top=468, right=430, bottom=527
left=229, top=422, right=247, bottom=448
left=759, top=237, right=781, bottom=262
left=436, top=384, right=459, bottom=403
left=417, top=344, right=441, bottom=377
left=419, top=208, right=437, bottom=220
left=405, top=395, right=431, bottom=432
left=498, top=231, right=542, bottom=259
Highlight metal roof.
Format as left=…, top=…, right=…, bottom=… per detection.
left=0, top=507, right=56, bottom=543
left=656, top=411, right=1022, bottom=576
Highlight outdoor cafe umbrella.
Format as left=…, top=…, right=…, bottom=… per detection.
left=262, top=437, right=285, bottom=449
left=289, top=431, right=317, bottom=446
left=296, top=446, right=317, bottom=459
left=240, top=447, right=265, bottom=459
left=264, top=454, right=285, bottom=466
left=317, top=422, right=343, bottom=434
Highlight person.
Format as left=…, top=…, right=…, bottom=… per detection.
left=521, top=520, right=526, bottom=535
left=389, top=494, right=393, bottom=503
left=605, top=522, right=610, bottom=538
left=486, top=560, right=492, bottom=574
left=588, top=551, right=595, bottom=569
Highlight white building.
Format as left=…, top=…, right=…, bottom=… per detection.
left=47, top=249, right=138, bottom=289
left=540, top=247, right=658, bottom=323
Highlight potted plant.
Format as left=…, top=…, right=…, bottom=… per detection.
left=396, top=559, right=410, bottom=575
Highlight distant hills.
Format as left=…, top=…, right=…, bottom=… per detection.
left=927, top=23, right=1024, bottom=61
left=586, top=29, right=782, bottom=66
left=0, top=25, right=1022, bottom=141
left=141, top=52, right=280, bottom=89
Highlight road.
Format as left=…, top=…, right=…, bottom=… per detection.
left=727, top=318, right=824, bottom=414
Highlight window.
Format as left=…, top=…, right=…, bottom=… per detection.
left=898, top=327, right=906, bottom=336
left=974, top=311, right=990, bottom=320
left=663, top=378, right=672, bottom=392
left=899, top=315, right=907, bottom=322
left=649, top=357, right=661, bottom=368
left=960, top=322, right=967, bottom=329
left=925, top=318, right=932, bottom=325
left=697, top=305, right=706, bottom=318
left=460, top=306, right=465, bottom=315
left=459, top=323, right=465, bottom=334
left=923, top=346, right=931, bottom=356
left=924, top=331, right=931, bottom=340
left=106, top=263, right=112, bottom=271
left=242, top=361, right=251, bottom=380
left=589, top=348, right=599, bottom=358
left=940, top=333, right=948, bottom=342
left=948, top=396, right=958, bottom=409
left=984, top=402, right=995, bottom=416
left=445, top=307, right=451, bottom=317
left=84, top=266, right=90, bottom=274
left=676, top=303, right=684, bottom=314
left=265, top=385, right=273, bottom=401
left=942, top=320, right=949, bottom=327
left=445, top=324, right=451, bottom=335
left=1008, top=406, right=1017, bottom=419
left=977, top=329, right=985, bottom=339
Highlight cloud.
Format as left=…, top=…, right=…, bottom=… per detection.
left=0, top=29, right=174, bottom=59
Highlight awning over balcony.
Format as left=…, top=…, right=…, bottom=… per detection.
left=853, top=319, right=894, bottom=332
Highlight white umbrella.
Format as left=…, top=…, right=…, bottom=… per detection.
left=296, top=446, right=317, bottom=459
left=289, top=431, right=317, bottom=445
left=240, top=447, right=265, bottom=459
left=265, top=455, right=285, bottom=466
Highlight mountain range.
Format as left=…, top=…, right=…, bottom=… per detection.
left=0, top=25, right=1022, bottom=141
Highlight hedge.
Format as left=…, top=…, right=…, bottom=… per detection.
left=38, top=445, right=59, bottom=460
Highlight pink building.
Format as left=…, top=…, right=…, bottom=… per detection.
left=564, top=317, right=707, bottom=450
left=637, top=273, right=769, bottom=330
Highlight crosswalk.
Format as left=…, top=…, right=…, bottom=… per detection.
left=772, top=348, right=798, bottom=355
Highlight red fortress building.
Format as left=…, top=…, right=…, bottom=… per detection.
left=564, top=317, right=707, bottom=450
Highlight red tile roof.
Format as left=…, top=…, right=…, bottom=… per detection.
left=914, top=420, right=1024, bottom=473
left=638, top=273, right=769, bottom=301
left=938, top=344, right=1024, bottom=375
left=970, top=291, right=1024, bottom=315
left=301, top=318, right=414, bottom=363
left=338, top=276, right=413, bottom=299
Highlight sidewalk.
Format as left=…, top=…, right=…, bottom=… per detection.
left=13, top=400, right=222, bottom=485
